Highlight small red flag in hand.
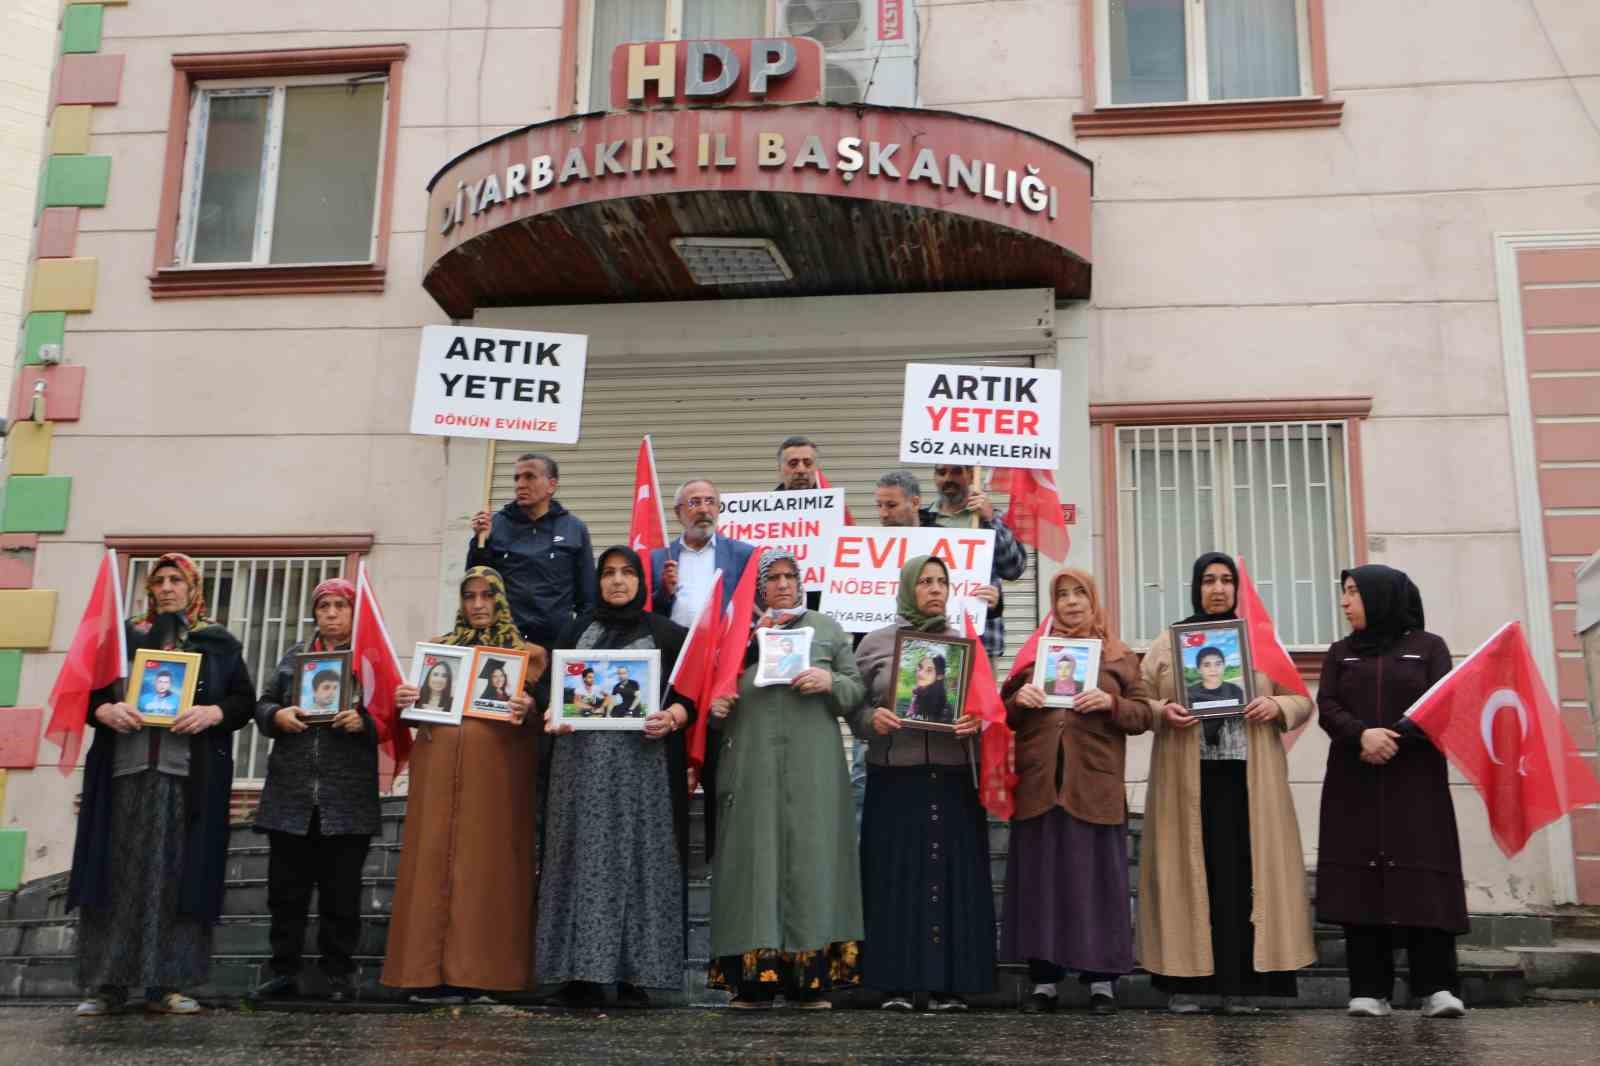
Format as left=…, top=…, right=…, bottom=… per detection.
left=353, top=563, right=412, bottom=791
left=670, top=571, right=724, bottom=773
left=990, top=467, right=1068, bottom=561
left=627, top=435, right=669, bottom=609
left=45, top=549, right=128, bottom=774
left=964, top=609, right=1016, bottom=821
left=1405, top=621, right=1600, bottom=858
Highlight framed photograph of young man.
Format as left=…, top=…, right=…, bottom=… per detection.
left=551, top=649, right=661, bottom=731
left=294, top=650, right=353, bottom=725
left=127, top=650, right=202, bottom=728
left=1169, top=619, right=1256, bottom=718
left=465, top=647, right=531, bottom=722
left=892, top=630, right=974, bottom=734
left=1031, top=637, right=1101, bottom=709
left=404, top=643, right=471, bottom=726
left=754, top=626, right=813, bottom=687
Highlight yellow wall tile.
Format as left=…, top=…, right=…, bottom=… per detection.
left=0, top=590, right=57, bottom=647
left=4, top=423, right=52, bottom=476
left=28, top=258, right=96, bottom=313
left=48, top=106, right=93, bottom=156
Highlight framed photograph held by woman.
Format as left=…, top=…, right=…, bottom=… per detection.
left=891, top=630, right=974, bottom=733
left=1169, top=619, right=1256, bottom=717
left=403, top=643, right=470, bottom=726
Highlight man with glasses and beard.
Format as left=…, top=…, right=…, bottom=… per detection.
left=649, top=478, right=755, bottom=628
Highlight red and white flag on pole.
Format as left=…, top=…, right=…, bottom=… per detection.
left=990, top=467, right=1069, bottom=561
left=45, top=549, right=127, bottom=774
left=352, top=562, right=412, bottom=791
left=628, top=435, right=669, bottom=608
left=705, top=547, right=769, bottom=710
left=671, top=570, right=724, bottom=773
left=815, top=468, right=855, bottom=525
left=1235, top=557, right=1308, bottom=699
left=964, top=609, right=1016, bottom=821
left=1405, top=620, right=1600, bottom=858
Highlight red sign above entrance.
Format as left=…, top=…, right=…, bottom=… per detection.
left=609, top=37, right=824, bottom=110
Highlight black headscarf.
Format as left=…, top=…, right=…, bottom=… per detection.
left=1342, top=564, right=1425, bottom=655
left=1180, top=551, right=1239, bottom=624
left=592, top=545, right=649, bottom=647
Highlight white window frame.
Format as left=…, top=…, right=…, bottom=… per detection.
left=577, top=0, right=777, bottom=112
left=1115, top=419, right=1354, bottom=651
left=1095, top=0, right=1314, bottom=108
left=174, top=72, right=390, bottom=269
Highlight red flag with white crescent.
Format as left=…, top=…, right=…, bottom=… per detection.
left=627, top=435, right=669, bottom=608
left=990, top=467, right=1068, bottom=561
left=671, top=571, right=724, bottom=772
left=1405, top=620, right=1600, bottom=857
left=964, top=609, right=1016, bottom=821
left=353, top=562, right=412, bottom=790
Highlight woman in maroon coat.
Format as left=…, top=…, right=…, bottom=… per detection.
left=1315, top=565, right=1467, bottom=1020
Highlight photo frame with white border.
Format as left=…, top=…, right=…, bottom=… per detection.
left=1169, top=619, right=1256, bottom=718
left=1031, top=637, right=1102, bottom=709
left=465, top=646, right=532, bottom=723
left=127, top=649, right=202, bottom=729
left=403, top=642, right=471, bottom=726
left=551, top=649, right=661, bottom=730
left=754, top=626, right=813, bottom=687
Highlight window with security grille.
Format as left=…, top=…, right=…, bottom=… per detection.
left=1115, top=420, right=1354, bottom=650
left=125, top=553, right=349, bottom=782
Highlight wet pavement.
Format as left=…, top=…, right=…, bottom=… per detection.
left=8, top=1000, right=1598, bottom=1065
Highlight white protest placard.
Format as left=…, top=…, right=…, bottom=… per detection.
left=819, top=527, right=996, bottom=634
left=411, top=325, right=589, bottom=443
left=899, top=362, right=1061, bottom=470
left=716, top=489, right=846, bottom=591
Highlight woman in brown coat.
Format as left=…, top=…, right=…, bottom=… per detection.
left=1000, top=569, right=1152, bottom=1015
left=1138, top=552, right=1316, bottom=1015
left=382, top=567, right=546, bottom=1004
left=1316, top=564, right=1467, bottom=1019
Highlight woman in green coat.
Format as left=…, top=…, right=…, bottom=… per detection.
left=706, top=550, right=866, bottom=1009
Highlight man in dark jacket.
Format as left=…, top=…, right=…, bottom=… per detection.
left=921, top=464, right=1026, bottom=658
left=467, top=452, right=596, bottom=649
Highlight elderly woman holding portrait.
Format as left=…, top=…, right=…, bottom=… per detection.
left=68, top=553, right=256, bottom=1017
left=1138, top=552, right=1315, bottom=1014
left=1001, top=568, right=1152, bottom=1015
left=852, top=554, right=993, bottom=1011
left=537, top=546, right=697, bottom=1009
left=383, top=567, right=545, bottom=1004
left=250, top=578, right=381, bottom=1004
left=706, top=550, right=866, bottom=1009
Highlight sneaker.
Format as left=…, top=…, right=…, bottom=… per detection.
left=1347, top=997, right=1392, bottom=1017
left=880, top=995, right=914, bottom=1011
left=1089, top=992, right=1118, bottom=1015
left=1021, top=991, right=1057, bottom=1014
left=1221, top=997, right=1260, bottom=1015
left=1168, top=994, right=1203, bottom=1015
left=466, top=991, right=498, bottom=1006
left=74, top=997, right=113, bottom=1018
left=146, top=992, right=201, bottom=1015
left=408, top=986, right=467, bottom=1006
left=1420, top=990, right=1466, bottom=1018
left=929, top=994, right=968, bottom=1011
left=249, top=974, right=297, bottom=1000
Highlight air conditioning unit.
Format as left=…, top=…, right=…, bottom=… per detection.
left=781, top=0, right=918, bottom=106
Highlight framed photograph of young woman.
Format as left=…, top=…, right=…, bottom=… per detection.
left=891, top=630, right=974, bottom=733
left=294, top=650, right=352, bottom=725
left=754, top=627, right=813, bottom=687
left=403, top=643, right=470, bottom=726
left=127, top=650, right=202, bottom=729
left=465, top=647, right=531, bottom=722
left=1169, top=619, right=1256, bottom=718
left=1031, top=637, right=1101, bottom=709
left=550, top=649, right=661, bottom=730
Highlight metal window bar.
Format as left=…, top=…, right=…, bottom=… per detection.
left=126, top=555, right=346, bottom=783
left=1116, top=420, right=1351, bottom=650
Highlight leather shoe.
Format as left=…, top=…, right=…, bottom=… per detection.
left=1089, top=992, right=1118, bottom=1015
left=1020, top=991, right=1057, bottom=1014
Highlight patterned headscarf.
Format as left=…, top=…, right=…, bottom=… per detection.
left=134, top=552, right=210, bottom=632
left=754, top=549, right=807, bottom=625
left=439, top=566, right=528, bottom=650
left=897, top=554, right=950, bottom=632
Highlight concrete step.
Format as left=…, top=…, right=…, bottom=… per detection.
left=1512, top=940, right=1600, bottom=988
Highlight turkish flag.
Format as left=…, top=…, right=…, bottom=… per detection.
left=45, top=549, right=128, bottom=774
left=706, top=547, right=768, bottom=708
left=990, top=467, right=1069, bottom=561
left=964, top=609, right=1016, bottom=821
left=627, top=435, right=669, bottom=608
left=1235, top=558, right=1309, bottom=698
left=353, top=562, right=412, bottom=791
left=671, top=570, right=724, bottom=772
left=815, top=468, right=854, bottom=525
left=1405, top=620, right=1600, bottom=858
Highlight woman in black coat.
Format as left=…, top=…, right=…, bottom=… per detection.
left=1315, top=565, right=1467, bottom=1020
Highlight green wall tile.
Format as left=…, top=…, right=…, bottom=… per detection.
left=0, top=477, right=71, bottom=533
left=0, top=829, right=25, bottom=891
left=0, top=652, right=19, bottom=707
left=61, top=5, right=103, bottom=54
left=18, top=313, right=66, bottom=366
left=42, top=155, right=110, bottom=208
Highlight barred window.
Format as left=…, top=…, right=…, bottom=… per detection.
left=1115, top=420, right=1354, bottom=650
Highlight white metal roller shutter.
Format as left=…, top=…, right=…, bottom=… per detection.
left=490, top=351, right=1042, bottom=673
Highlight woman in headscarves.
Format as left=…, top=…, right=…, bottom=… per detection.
left=705, top=550, right=866, bottom=1009
left=1138, top=552, right=1315, bottom=1014
left=1316, top=565, right=1466, bottom=1019
left=1001, top=569, right=1152, bottom=1015
left=851, top=555, right=992, bottom=1011
left=250, top=578, right=382, bottom=1004
left=383, top=566, right=545, bottom=1004
left=536, top=546, right=696, bottom=1009
left=68, top=554, right=256, bottom=1017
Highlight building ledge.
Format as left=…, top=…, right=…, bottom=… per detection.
left=1073, top=98, right=1344, bottom=138
left=148, top=264, right=386, bottom=300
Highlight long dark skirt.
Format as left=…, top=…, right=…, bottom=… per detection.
left=1153, top=760, right=1298, bottom=999
left=1001, top=806, right=1132, bottom=976
left=860, top=764, right=995, bottom=996
left=77, top=771, right=212, bottom=994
